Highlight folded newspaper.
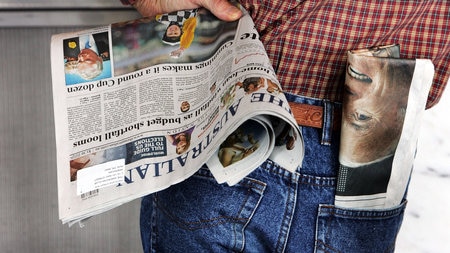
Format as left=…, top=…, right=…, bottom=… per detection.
left=335, top=44, right=434, bottom=209
left=51, top=8, right=303, bottom=226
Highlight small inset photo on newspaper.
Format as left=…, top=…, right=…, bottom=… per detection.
left=63, top=32, right=111, bottom=85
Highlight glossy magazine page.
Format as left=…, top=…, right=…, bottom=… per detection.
left=335, top=45, right=434, bottom=209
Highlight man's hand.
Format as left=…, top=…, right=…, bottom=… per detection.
left=133, top=0, right=242, bottom=21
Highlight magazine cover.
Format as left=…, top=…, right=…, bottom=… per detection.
left=335, top=45, right=434, bottom=209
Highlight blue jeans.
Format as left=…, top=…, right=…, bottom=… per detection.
left=140, top=93, right=407, bottom=252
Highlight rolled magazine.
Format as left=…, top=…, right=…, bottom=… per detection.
left=335, top=45, right=434, bottom=209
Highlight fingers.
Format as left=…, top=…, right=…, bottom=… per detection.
left=133, top=0, right=242, bottom=21
left=133, top=0, right=196, bottom=17
left=198, top=0, right=242, bottom=21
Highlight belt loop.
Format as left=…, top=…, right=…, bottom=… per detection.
left=321, top=100, right=334, bottom=145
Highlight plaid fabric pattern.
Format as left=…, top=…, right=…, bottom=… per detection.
left=240, top=0, right=450, bottom=108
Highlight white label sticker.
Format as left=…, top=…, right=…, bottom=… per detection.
left=77, top=159, right=125, bottom=195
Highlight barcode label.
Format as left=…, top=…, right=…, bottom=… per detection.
left=77, top=159, right=125, bottom=195
left=81, top=189, right=99, bottom=199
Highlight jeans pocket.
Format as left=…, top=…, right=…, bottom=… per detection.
left=153, top=168, right=266, bottom=231
left=315, top=200, right=407, bottom=253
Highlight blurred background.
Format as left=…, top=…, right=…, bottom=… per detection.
left=0, top=1, right=448, bottom=252
left=0, top=1, right=143, bottom=252
left=396, top=86, right=450, bottom=252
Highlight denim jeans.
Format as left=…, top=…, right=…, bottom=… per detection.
left=140, top=93, right=407, bottom=252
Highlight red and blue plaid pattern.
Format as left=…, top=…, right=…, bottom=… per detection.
left=240, top=0, right=450, bottom=108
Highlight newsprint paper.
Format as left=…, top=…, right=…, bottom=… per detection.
left=51, top=9, right=303, bottom=226
left=335, top=45, right=435, bottom=209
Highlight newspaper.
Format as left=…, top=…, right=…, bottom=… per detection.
left=51, top=8, right=303, bottom=226
left=335, top=45, right=435, bottom=209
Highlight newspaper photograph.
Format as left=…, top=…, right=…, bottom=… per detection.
left=51, top=8, right=302, bottom=225
left=207, top=116, right=274, bottom=185
left=335, top=45, right=435, bottom=209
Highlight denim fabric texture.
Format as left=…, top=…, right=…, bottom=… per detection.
left=140, top=94, right=407, bottom=252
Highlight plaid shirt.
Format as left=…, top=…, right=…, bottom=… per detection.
left=239, top=0, right=450, bottom=108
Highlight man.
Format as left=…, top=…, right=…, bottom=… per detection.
left=121, top=0, right=450, bottom=252
left=156, top=9, right=198, bottom=57
left=337, top=45, right=416, bottom=207
left=76, top=47, right=103, bottom=80
left=64, top=32, right=109, bottom=80
left=340, top=45, right=413, bottom=165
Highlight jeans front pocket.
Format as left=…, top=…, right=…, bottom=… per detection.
left=315, top=200, right=407, bottom=253
left=142, top=167, right=266, bottom=252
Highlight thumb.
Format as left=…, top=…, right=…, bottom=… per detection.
left=199, top=0, right=243, bottom=21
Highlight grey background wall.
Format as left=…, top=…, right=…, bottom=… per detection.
left=0, top=2, right=144, bottom=252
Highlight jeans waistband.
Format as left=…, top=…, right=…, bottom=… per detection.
left=284, top=92, right=342, bottom=145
